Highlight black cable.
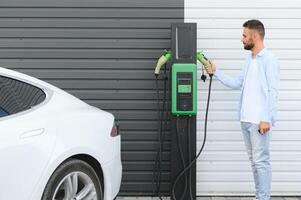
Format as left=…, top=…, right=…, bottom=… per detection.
left=187, top=116, right=194, bottom=200
left=153, top=75, right=164, bottom=200
left=157, top=63, right=169, bottom=198
left=157, top=69, right=167, bottom=198
left=152, top=64, right=169, bottom=200
left=152, top=75, right=160, bottom=196
left=172, top=74, right=213, bottom=200
left=174, top=116, right=188, bottom=200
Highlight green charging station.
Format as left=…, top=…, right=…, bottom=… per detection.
left=153, top=22, right=213, bottom=200
left=153, top=22, right=214, bottom=200
left=171, top=63, right=197, bottom=115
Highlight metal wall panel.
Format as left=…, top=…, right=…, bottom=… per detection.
left=0, top=0, right=184, bottom=195
left=185, top=0, right=301, bottom=196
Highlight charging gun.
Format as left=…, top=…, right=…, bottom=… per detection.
left=154, top=50, right=172, bottom=76
left=197, top=52, right=213, bottom=82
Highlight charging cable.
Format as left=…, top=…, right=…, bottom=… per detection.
left=172, top=73, right=213, bottom=200
left=153, top=63, right=169, bottom=200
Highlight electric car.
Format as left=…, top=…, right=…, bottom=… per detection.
left=0, top=67, right=122, bottom=200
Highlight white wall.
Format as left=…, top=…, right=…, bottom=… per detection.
left=185, top=0, right=301, bottom=196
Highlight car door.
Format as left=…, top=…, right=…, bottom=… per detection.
left=0, top=75, right=57, bottom=200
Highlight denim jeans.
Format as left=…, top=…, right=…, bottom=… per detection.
left=240, top=122, right=271, bottom=200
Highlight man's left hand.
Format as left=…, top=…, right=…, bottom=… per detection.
left=259, top=121, right=270, bottom=134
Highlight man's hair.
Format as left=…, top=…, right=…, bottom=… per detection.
left=243, top=19, right=265, bottom=39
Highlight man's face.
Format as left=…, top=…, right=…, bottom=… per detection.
left=241, top=28, right=254, bottom=50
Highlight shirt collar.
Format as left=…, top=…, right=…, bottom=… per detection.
left=248, top=48, right=266, bottom=59
left=257, top=48, right=266, bottom=57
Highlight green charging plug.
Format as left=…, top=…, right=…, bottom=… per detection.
left=154, top=50, right=172, bottom=76
left=197, top=52, right=211, bottom=67
left=197, top=51, right=213, bottom=78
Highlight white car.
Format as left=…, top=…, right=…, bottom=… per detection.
left=0, top=67, right=122, bottom=200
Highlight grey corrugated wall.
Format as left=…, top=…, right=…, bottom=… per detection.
left=0, top=0, right=183, bottom=195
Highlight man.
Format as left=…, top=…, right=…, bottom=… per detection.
left=205, top=19, right=280, bottom=200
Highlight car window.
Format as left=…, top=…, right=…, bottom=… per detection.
left=0, top=75, right=46, bottom=118
left=0, top=106, right=8, bottom=117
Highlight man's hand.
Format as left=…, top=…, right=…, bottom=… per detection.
left=259, top=121, right=270, bottom=134
left=204, top=61, right=217, bottom=75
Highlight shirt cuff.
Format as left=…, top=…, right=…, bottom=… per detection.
left=213, top=69, right=223, bottom=79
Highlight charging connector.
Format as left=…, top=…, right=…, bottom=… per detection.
left=154, top=50, right=172, bottom=76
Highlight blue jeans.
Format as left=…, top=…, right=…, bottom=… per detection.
left=240, top=122, right=271, bottom=200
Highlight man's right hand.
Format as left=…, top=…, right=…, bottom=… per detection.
left=205, top=61, right=216, bottom=75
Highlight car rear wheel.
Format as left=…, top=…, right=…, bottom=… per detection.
left=42, top=159, right=103, bottom=200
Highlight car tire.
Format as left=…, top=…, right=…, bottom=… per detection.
left=41, top=159, right=103, bottom=200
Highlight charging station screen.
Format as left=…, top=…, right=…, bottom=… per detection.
left=178, top=79, right=192, bottom=93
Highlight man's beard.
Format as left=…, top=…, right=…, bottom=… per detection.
left=244, top=42, right=254, bottom=50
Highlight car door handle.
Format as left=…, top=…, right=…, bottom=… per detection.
left=20, top=128, right=45, bottom=139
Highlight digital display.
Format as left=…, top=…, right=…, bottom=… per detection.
left=178, top=85, right=192, bottom=93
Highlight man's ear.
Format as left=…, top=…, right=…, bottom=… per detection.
left=253, top=31, right=260, bottom=41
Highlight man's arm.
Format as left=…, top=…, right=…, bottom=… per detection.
left=266, top=57, right=280, bottom=126
left=259, top=56, right=280, bottom=133
left=206, top=62, right=245, bottom=90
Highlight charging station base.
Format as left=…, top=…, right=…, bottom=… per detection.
left=170, top=115, right=196, bottom=200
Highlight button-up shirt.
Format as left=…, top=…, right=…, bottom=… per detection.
left=214, top=48, right=280, bottom=126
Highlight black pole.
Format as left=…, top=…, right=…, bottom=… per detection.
left=170, top=23, right=197, bottom=200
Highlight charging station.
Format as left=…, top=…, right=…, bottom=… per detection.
left=153, top=22, right=213, bottom=200
left=170, top=23, right=197, bottom=200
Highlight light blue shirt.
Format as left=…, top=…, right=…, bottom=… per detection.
left=214, top=48, right=280, bottom=126
left=240, top=58, right=266, bottom=124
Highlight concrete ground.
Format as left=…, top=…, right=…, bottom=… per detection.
left=116, top=197, right=301, bottom=200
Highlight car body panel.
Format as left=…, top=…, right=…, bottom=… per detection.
left=0, top=67, right=122, bottom=200
left=0, top=105, right=57, bottom=200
